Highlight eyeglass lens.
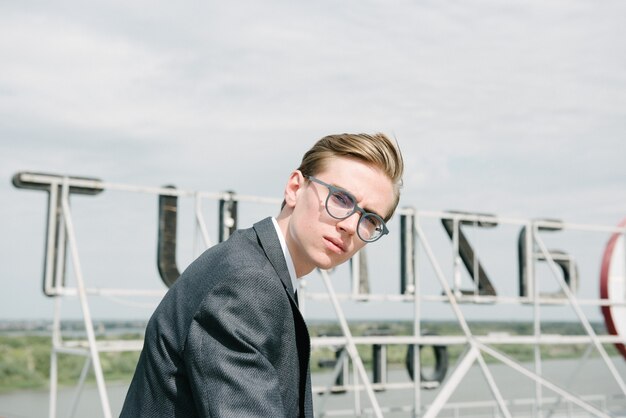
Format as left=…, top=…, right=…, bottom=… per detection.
left=327, top=191, right=384, bottom=241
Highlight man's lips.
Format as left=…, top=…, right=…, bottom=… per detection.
left=324, top=236, right=346, bottom=253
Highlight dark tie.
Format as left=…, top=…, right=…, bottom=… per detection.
left=294, top=290, right=299, bottom=307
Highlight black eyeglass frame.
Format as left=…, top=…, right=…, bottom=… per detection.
left=307, top=175, right=389, bottom=243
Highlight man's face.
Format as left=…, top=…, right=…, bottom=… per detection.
left=284, top=156, right=395, bottom=277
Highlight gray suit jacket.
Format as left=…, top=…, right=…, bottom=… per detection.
left=120, top=217, right=313, bottom=417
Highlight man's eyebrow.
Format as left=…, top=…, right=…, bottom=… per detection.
left=364, top=207, right=386, bottom=219
left=331, top=182, right=385, bottom=219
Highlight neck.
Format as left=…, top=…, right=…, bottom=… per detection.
left=275, top=212, right=314, bottom=278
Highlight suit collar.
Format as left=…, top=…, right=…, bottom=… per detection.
left=253, top=219, right=312, bottom=416
left=253, top=217, right=296, bottom=296
left=270, top=217, right=298, bottom=294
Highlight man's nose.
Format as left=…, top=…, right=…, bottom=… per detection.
left=336, top=212, right=360, bottom=235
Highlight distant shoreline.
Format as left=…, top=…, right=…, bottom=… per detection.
left=1, top=319, right=619, bottom=394
left=0, top=318, right=612, bottom=331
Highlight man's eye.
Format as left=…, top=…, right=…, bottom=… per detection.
left=331, top=192, right=353, bottom=208
left=363, top=215, right=380, bottom=229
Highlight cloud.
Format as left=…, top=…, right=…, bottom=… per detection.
left=1, top=0, right=626, bottom=320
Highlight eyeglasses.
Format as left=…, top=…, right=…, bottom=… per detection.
left=307, top=176, right=389, bottom=243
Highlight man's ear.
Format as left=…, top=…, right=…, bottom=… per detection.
left=283, top=170, right=305, bottom=209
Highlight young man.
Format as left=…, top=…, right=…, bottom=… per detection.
left=121, top=133, right=404, bottom=417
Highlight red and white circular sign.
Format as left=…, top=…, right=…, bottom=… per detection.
left=600, top=218, right=626, bottom=361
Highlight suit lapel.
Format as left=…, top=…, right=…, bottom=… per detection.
left=253, top=217, right=312, bottom=417
left=253, top=217, right=296, bottom=296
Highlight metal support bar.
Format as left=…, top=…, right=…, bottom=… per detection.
left=475, top=348, right=512, bottom=418
left=316, top=348, right=350, bottom=417
left=60, top=180, right=112, bottom=418
left=400, top=208, right=416, bottom=294
left=415, top=222, right=511, bottom=418
left=423, top=346, right=479, bottom=418
left=351, top=248, right=369, bottom=297
left=13, top=173, right=626, bottom=418
left=531, top=221, right=543, bottom=414
left=319, top=269, right=383, bottom=418
left=194, top=193, right=212, bottom=253
left=534, top=229, right=626, bottom=397
left=218, top=191, right=237, bottom=242
left=477, top=343, right=611, bottom=417
left=544, top=344, right=595, bottom=418
left=68, top=357, right=92, bottom=418
left=49, top=297, right=61, bottom=418
left=411, top=209, right=422, bottom=418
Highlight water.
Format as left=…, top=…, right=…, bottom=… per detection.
left=1, top=358, right=625, bottom=417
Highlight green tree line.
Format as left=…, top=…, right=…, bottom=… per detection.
left=0, top=321, right=618, bottom=393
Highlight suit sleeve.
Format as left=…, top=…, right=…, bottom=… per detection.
left=184, top=270, right=292, bottom=417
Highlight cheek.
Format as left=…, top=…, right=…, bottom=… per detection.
left=298, top=192, right=323, bottom=225
left=296, top=215, right=314, bottom=240
left=292, top=199, right=319, bottom=239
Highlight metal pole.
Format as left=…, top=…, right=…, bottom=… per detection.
left=49, top=347, right=58, bottom=418
left=49, top=297, right=62, bottom=418
left=60, top=179, right=112, bottom=418
left=478, top=343, right=611, bottom=418
left=531, top=222, right=543, bottom=415
left=319, top=269, right=383, bottom=418
left=475, top=350, right=511, bottom=418
left=218, top=191, right=237, bottom=242
left=423, top=346, right=479, bottom=418
left=412, top=212, right=421, bottom=418
left=534, top=229, right=626, bottom=397
left=353, top=353, right=361, bottom=416
left=401, top=208, right=416, bottom=294
left=351, top=250, right=361, bottom=297
left=315, top=348, right=349, bottom=417
left=415, top=223, right=511, bottom=418
left=544, top=344, right=594, bottom=418
left=68, top=357, right=92, bottom=418
left=194, top=193, right=212, bottom=251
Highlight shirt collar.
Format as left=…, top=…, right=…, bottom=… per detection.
left=271, top=217, right=298, bottom=295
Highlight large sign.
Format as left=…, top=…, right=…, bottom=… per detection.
left=600, top=218, right=626, bottom=361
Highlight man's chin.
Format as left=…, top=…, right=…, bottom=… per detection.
left=316, top=255, right=351, bottom=271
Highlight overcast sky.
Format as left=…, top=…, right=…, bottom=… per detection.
left=1, top=0, right=626, bottom=323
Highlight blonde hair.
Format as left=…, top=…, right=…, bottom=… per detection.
left=294, top=133, right=404, bottom=221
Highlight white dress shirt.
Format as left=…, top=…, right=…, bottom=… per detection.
left=271, top=217, right=298, bottom=296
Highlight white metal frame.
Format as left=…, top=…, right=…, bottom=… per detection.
left=20, top=173, right=287, bottom=418
left=14, top=173, right=626, bottom=417
left=307, top=210, right=626, bottom=417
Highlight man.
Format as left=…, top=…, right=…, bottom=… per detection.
left=121, top=133, right=404, bottom=417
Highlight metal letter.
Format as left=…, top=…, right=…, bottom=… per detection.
left=157, top=186, right=180, bottom=287
left=441, top=211, right=497, bottom=296
left=12, top=172, right=103, bottom=296
left=518, top=219, right=579, bottom=298
left=219, top=191, right=237, bottom=242
left=400, top=208, right=416, bottom=294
